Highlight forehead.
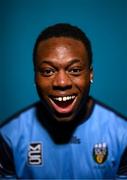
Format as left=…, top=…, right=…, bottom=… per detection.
left=37, top=37, right=88, bottom=55
left=36, top=37, right=90, bottom=66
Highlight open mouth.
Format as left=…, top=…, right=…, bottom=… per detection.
left=53, top=95, right=75, bottom=107
left=49, top=95, right=77, bottom=114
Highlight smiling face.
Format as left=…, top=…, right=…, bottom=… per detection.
left=35, top=37, right=93, bottom=122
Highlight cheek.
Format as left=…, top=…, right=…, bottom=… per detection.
left=73, top=76, right=90, bottom=92
left=35, top=76, right=51, bottom=93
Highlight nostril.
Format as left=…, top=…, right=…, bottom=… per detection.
left=53, top=85, right=72, bottom=91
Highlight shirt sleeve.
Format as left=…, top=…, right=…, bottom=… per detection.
left=0, top=134, right=17, bottom=178
left=116, top=146, right=127, bottom=179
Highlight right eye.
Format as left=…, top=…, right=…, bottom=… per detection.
left=38, top=68, right=55, bottom=77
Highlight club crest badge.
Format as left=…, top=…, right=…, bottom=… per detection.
left=93, top=143, right=108, bottom=164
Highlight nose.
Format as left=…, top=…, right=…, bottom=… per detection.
left=52, top=70, right=72, bottom=90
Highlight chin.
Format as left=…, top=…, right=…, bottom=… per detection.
left=52, top=112, right=76, bottom=122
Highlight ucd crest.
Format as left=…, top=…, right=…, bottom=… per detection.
left=93, top=143, right=108, bottom=164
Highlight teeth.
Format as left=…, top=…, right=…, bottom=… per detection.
left=53, top=95, right=76, bottom=102
left=58, top=97, right=62, bottom=101
left=63, top=97, right=67, bottom=101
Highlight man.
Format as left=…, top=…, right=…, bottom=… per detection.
left=0, top=23, right=127, bottom=179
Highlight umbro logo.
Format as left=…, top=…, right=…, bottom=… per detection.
left=70, top=136, right=81, bottom=144
left=28, top=142, right=42, bottom=165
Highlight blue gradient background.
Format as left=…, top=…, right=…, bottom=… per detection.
left=0, top=0, right=127, bottom=122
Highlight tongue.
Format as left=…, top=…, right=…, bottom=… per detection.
left=54, top=99, right=74, bottom=108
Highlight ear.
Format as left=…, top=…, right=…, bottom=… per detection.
left=90, top=66, right=94, bottom=83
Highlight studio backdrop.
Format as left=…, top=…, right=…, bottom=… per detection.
left=0, top=0, right=127, bottom=122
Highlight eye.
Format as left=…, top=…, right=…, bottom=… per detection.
left=38, top=67, right=55, bottom=77
left=68, top=67, right=82, bottom=75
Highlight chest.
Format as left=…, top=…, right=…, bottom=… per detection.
left=14, top=126, right=121, bottom=179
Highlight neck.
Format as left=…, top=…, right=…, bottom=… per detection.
left=36, top=96, right=94, bottom=144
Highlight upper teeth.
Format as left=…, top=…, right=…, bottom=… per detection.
left=54, top=96, right=75, bottom=102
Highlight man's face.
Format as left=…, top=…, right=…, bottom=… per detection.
left=35, top=37, right=93, bottom=122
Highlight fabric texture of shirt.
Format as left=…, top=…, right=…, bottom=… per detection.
left=0, top=98, right=127, bottom=179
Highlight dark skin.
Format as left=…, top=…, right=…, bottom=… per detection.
left=35, top=37, right=93, bottom=124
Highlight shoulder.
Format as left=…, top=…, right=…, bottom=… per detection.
left=91, top=97, right=127, bottom=135
left=0, top=102, right=40, bottom=138
left=93, top=98, right=127, bottom=121
left=94, top=99, right=127, bottom=119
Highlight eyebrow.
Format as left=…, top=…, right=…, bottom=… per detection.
left=38, top=59, right=83, bottom=67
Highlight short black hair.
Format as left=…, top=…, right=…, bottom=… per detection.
left=33, top=23, right=92, bottom=67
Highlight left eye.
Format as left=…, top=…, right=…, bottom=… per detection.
left=69, top=68, right=82, bottom=75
